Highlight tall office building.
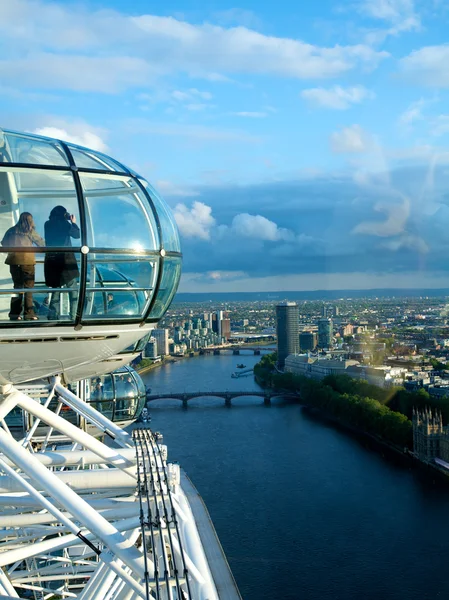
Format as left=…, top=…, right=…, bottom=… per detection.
left=144, top=337, right=159, bottom=359
left=317, top=318, right=333, bottom=349
left=221, top=318, right=231, bottom=340
left=153, top=328, right=169, bottom=356
left=212, top=310, right=226, bottom=339
left=299, top=331, right=317, bottom=352
left=276, top=302, right=300, bottom=369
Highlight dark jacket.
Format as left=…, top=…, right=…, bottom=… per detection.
left=44, top=218, right=80, bottom=287
left=1, top=227, right=44, bottom=266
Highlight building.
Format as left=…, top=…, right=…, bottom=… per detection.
left=339, top=323, right=353, bottom=337
left=318, top=318, right=333, bottom=348
left=221, top=318, right=231, bottom=340
left=144, top=337, right=159, bottom=360
left=299, top=331, right=317, bottom=351
left=276, top=302, right=299, bottom=368
left=413, top=409, right=449, bottom=463
left=152, top=328, right=169, bottom=356
left=284, top=354, right=359, bottom=379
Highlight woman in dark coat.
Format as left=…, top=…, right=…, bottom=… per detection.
left=1, top=212, right=44, bottom=320
left=44, top=205, right=80, bottom=320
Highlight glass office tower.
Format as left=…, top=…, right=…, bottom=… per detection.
left=276, top=301, right=299, bottom=368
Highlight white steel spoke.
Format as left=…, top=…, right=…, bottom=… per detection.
left=0, top=382, right=220, bottom=600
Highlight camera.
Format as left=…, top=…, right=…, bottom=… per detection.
left=64, top=212, right=71, bottom=221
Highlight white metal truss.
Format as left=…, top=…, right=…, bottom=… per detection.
left=0, top=379, right=219, bottom=600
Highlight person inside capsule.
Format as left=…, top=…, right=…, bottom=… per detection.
left=1, top=212, right=45, bottom=320
left=44, top=205, right=80, bottom=320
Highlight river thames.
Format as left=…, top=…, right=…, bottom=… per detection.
left=142, top=350, right=449, bottom=600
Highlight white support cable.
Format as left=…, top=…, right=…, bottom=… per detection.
left=0, top=383, right=223, bottom=600
left=9, top=392, right=137, bottom=479
left=0, top=466, right=136, bottom=494
left=12, top=582, right=77, bottom=598
left=38, top=397, right=62, bottom=453
left=0, top=503, right=140, bottom=528
left=54, top=383, right=132, bottom=448
left=0, top=516, right=141, bottom=567
left=0, top=570, right=18, bottom=598
left=0, top=421, right=11, bottom=437
left=0, top=429, right=148, bottom=579
left=20, top=378, right=58, bottom=447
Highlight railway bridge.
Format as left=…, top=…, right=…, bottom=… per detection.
left=146, top=390, right=297, bottom=407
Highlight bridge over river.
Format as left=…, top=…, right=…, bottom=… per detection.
left=146, top=390, right=297, bottom=406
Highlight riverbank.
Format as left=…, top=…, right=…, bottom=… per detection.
left=136, top=357, right=179, bottom=376
left=136, top=343, right=274, bottom=376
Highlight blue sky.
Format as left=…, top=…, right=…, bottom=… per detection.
left=2, top=0, right=449, bottom=292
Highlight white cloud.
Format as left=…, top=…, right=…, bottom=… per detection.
left=380, top=233, right=429, bottom=253
left=398, top=98, right=427, bottom=127
left=231, top=213, right=293, bottom=241
left=330, top=125, right=372, bottom=153
left=357, top=0, right=421, bottom=43
left=0, top=0, right=389, bottom=92
left=186, top=103, right=210, bottom=111
left=429, top=115, right=449, bottom=137
left=0, top=54, right=156, bottom=93
left=32, top=123, right=108, bottom=152
left=172, top=88, right=213, bottom=102
left=173, top=201, right=216, bottom=239
left=352, top=199, right=409, bottom=237
left=178, top=270, right=449, bottom=293
left=123, top=119, right=261, bottom=143
left=203, top=270, right=247, bottom=281
left=231, top=111, right=268, bottom=118
left=359, top=0, right=417, bottom=22
left=300, top=85, right=373, bottom=109
left=155, top=180, right=199, bottom=197
left=399, top=45, right=449, bottom=88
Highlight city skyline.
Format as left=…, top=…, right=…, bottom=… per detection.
left=3, top=1, right=449, bottom=292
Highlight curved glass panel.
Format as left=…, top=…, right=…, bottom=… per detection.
left=83, top=256, right=157, bottom=320
left=80, top=173, right=159, bottom=250
left=139, top=179, right=181, bottom=252
left=0, top=167, right=81, bottom=322
left=0, top=129, right=182, bottom=326
left=113, top=371, right=139, bottom=420
left=68, top=145, right=127, bottom=172
left=2, top=132, right=68, bottom=166
left=148, top=256, right=182, bottom=320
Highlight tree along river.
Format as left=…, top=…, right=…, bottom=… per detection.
left=141, top=350, right=449, bottom=600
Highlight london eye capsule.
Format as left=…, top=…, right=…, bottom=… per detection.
left=0, top=127, right=182, bottom=384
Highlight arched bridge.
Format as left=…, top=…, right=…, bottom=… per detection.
left=146, top=390, right=297, bottom=406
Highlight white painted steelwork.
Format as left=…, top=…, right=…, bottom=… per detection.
left=0, top=380, right=220, bottom=599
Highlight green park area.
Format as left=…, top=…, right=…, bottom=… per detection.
left=255, top=353, right=449, bottom=449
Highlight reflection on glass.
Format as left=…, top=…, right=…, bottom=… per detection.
left=114, top=372, right=138, bottom=420
left=44, top=207, right=80, bottom=320
left=140, top=179, right=181, bottom=252
left=1, top=212, right=44, bottom=320
left=0, top=250, right=79, bottom=322
left=0, top=168, right=79, bottom=250
left=68, top=145, right=126, bottom=172
left=2, top=132, right=68, bottom=166
left=148, top=256, right=182, bottom=320
left=87, top=375, right=114, bottom=418
left=80, top=173, right=159, bottom=250
left=83, top=257, right=156, bottom=320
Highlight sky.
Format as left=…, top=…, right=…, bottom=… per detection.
left=2, top=0, right=449, bottom=293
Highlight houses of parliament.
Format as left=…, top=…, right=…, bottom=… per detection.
left=413, top=408, right=449, bottom=463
